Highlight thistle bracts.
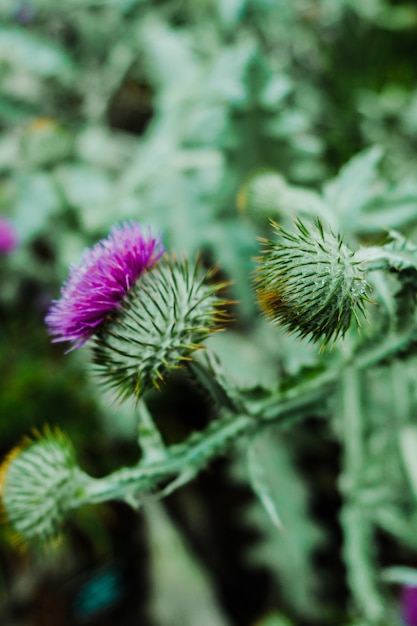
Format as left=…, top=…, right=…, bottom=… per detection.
left=92, top=257, right=231, bottom=400
left=0, top=428, right=89, bottom=547
left=255, top=220, right=371, bottom=346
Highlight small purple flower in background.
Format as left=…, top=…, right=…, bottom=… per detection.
left=45, top=222, right=164, bottom=349
left=401, top=586, right=417, bottom=625
left=0, top=218, right=18, bottom=255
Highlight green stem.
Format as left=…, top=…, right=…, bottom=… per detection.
left=83, top=372, right=332, bottom=505
left=82, top=325, right=417, bottom=509
left=136, top=400, right=168, bottom=463
left=84, top=413, right=253, bottom=504
left=339, top=365, right=385, bottom=623
left=357, top=328, right=416, bottom=370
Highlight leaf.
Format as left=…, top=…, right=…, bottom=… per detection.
left=75, top=125, right=136, bottom=172
left=138, top=15, right=199, bottom=93
left=323, top=146, right=383, bottom=225
left=265, top=110, right=310, bottom=138
left=356, top=231, right=417, bottom=277
left=215, top=0, right=246, bottom=30
left=54, top=164, right=115, bottom=231
left=13, top=172, right=61, bottom=240
left=0, top=27, right=75, bottom=84
left=189, top=351, right=248, bottom=414
left=55, top=164, right=113, bottom=209
left=247, top=432, right=284, bottom=530
left=206, top=328, right=281, bottom=391
left=145, top=502, right=232, bottom=626
left=236, top=428, right=324, bottom=618
left=136, top=400, right=168, bottom=463
left=259, top=74, right=293, bottom=109
left=382, top=566, right=417, bottom=586
left=398, top=425, right=417, bottom=501
left=21, top=118, right=73, bottom=167
left=0, top=130, right=19, bottom=174
left=358, top=197, right=417, bottom=233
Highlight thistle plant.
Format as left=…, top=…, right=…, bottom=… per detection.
left=3, top=214, right=417, bottom=625
left=0, top=428, right=92, bottom=547
left=256, top=219, right=371, bottom=346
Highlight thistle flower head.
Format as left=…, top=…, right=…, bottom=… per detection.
left=92, top=257, right=231, bottom=400
left=0, top=428, right=88, bottom=547
left=45, top=222, right=164, bottom=348
left=255, top=219, right=370, bottom=346
left=0, top=217, right=18, bottom=254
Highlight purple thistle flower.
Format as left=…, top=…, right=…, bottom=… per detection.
left=45, top=222, right=164, bottom=349
left=0, top=218, right=18, bottom=255
left=402, top=586, right=417, bottom=626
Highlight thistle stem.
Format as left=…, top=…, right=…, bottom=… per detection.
left=84, top=373, right=332, bottom=505
left=83, top=325, right=417, bottom=511
left=84, top=413, right=253, bottom=504
left=136, top=399, right=168, bottom=463
left=339, top=364, right=385, bottom=623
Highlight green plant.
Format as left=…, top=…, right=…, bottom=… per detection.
left=3, top=2, right=417, bottom=624
left=3, top=196, right=417, bottom=624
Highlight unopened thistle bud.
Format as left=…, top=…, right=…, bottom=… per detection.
left=255, top=220, right=370, bottom=346
left=45, top=221, right=230, bottom=399
left=0, top=428, right=89, bottom=546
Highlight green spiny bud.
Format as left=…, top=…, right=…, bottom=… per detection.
left=92, top=257, right=231, bottom=400
left=255, top=219, right=371, bottom=346
left=0, top=428, right=89, bottom=547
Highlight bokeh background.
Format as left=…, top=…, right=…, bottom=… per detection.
left=2, top=1, right=417, bottom=624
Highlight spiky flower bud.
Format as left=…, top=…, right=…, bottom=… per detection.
left=92, top=257, right=230, bottom=400
left=255, top=220, right=370, bottom=346
left=0, top=428, right=89, bottom=546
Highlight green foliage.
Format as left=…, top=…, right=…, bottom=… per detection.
left=3, top=1, right=417, bottom=625
left=243, top=430, right=325, bottom=620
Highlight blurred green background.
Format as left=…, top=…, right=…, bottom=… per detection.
left=1, top=1, right=417, bottom=624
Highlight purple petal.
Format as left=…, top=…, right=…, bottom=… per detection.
left=45, top=222, right=164, bottom=348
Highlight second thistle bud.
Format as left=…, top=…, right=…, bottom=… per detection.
left=0, top=428, right=90, bottom=546
left=255, top=219, right=370, bottom=346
